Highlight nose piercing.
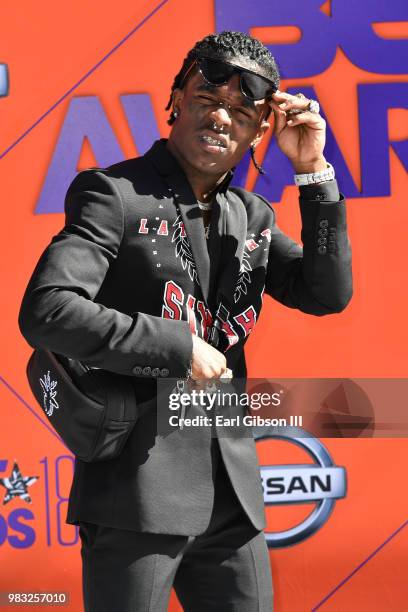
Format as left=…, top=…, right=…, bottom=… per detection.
left=213, top=122, right=224, bottom=132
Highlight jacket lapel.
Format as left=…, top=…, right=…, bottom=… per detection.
left=145, top=140, right=213, bottom=305
left=145, top=140, right=248, bottom=313
left=166, top=171, right=211, bottom=305
left=214, top=189, right=248, bottom=311
left=206, top=195, right=222, bottom=311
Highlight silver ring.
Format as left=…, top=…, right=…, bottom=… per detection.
left=308, top=99, right=320, bottom=114
left=287, top=96, right=320, bottom=116
left=287, top=107, right=303, bottom=116
left=219, top=368, right=233, bottom=383
left=287, top=94, right=306, bottom=116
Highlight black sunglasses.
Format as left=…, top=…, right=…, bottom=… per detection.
left=181, top=56, right=277, bottom=101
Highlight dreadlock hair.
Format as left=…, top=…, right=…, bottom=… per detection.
left=165, top=31, right=279, bottom=175
left=165, top=30, right=280, bottom=125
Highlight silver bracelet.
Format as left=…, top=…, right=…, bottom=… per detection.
left=294, top=162, right=335, bottom=186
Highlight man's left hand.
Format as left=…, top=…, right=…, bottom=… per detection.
left=269, top=91, right=327, bottom=174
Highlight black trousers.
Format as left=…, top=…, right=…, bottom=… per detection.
left=79, top=441, right=273, bottom=611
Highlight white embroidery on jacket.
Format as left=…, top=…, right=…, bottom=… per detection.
left=172, top=214, right=198, bottom=283
left=39, top=371, right=59, bottom=417
left=234, top=250, right=252, bottom=303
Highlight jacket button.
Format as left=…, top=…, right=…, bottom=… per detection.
left=319, top=219, right=329, bottom=229
left=318, top=245, right=327, bottom=254
left=133, top=366, right=142, bottom=375
left=160, top=368, right=170, bottom=377
left=151, top=368, right=160, bottom=377
left=142, top=366, right=151, bottom=376
left=317, top=237, right=327, bottom=246
left=318, top=228, right=328, bottom=237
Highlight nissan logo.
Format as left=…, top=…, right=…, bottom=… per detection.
left=254, top=426, right=347, bottom=548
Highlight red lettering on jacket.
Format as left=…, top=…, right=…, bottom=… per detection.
left=186, top=295, right=198, bottom=335
left=138, top=218, right=149, bottom=234
left=196, top=300, right=213, bottom=341
left=234, top=306, right=257, bottom=337
left=221, top=319, right=239, bottom=349
left=162, top=280, right=184, bottom=320
left=245, top=238, right=259, bottom=252
left=157, top=220, right=169, bottom=236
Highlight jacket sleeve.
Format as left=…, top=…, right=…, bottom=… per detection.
left=264, top=180, right=353, bottom=315
left=18, top=170, right=193, bottom=378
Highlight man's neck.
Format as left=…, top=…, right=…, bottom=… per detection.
left=166, top=138, right=228, bottom=202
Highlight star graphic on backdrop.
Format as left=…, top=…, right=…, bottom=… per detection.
left=0, top=461, right=38, bottom=505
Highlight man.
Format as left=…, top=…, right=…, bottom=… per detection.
left=18, top=31, right=352, bottom=612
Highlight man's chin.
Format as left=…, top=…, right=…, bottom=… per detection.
left=192, top=156, right=231, bottom=177
left=191, top=147, right=236, bottom=176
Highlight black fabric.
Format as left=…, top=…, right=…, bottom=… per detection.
left=26, top=348, right=138, bottom=462
left=79, top=446, right=273, bottom=612
left=299, top=178, right=340, bottom=201
left=18, top=138, right=352, bottom=536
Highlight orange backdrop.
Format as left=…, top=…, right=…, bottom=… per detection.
left=1, top=1, right=407, bottom=610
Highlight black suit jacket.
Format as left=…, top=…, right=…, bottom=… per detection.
left=18, top=139, right=352, bottom=535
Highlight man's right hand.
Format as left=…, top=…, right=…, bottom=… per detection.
left=190, top=335, right=227, bottom=380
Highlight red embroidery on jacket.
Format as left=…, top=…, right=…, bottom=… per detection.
left=157, top=220, right=169, bottom=235
left=161, top=281, right=212, bottom=340
left=221, top=319, right=239, bottom=349
left=233, top=306, right=257, bottom=337
left=138, top=218, right=149, bottom=234
left=245, top=238, right=259, bottom=252
left=196, top=300, right=213, bottom=341
left=186, top=294, right=198, bottom=335
left=162, top=280, right=184, bottom=320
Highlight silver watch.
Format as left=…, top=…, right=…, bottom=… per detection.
left=294, top=162, right=335, bottom=186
